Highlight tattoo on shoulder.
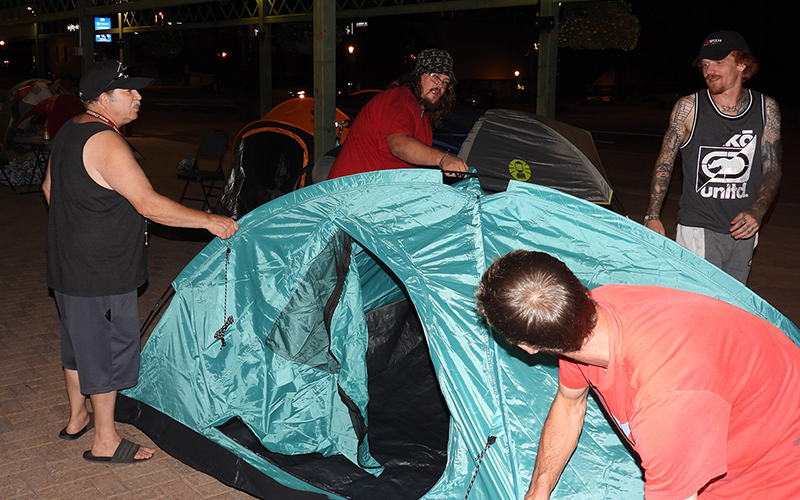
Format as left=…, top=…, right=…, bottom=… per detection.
left=764, top=97, right=782, bottom=141
left=673, top=95, right=694, bottom=123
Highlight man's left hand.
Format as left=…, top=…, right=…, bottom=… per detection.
left=729, top=212, right=759, bottom=240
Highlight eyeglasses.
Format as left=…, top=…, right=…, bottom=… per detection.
left=101, top=62, right=129, bottom=92
left=428, top=72, right=451, bottom=88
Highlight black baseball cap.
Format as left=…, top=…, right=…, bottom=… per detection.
left=79, top=60, right=154, bottom=102
left=692, top=30, right=750, bottom=67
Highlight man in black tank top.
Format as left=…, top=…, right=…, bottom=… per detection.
left=644, top=31, right=782, bottom=284
left=43, top=61, right=239, bottom=463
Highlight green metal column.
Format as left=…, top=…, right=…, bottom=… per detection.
left=118, top=13, right=129, bottom=64
left=312, top=0, right=336, bottom=163
left=258, top=0, right=273, bottom=117
left=78, top=0, right=94, bottom=73
left=34, top=23, right=47, bottom=78
left=536, top=0, right=559, bottom=118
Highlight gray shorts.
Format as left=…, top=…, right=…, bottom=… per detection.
left=676, top=224, right=757, bottom=284
left=55, top=290, right=140, bottom=395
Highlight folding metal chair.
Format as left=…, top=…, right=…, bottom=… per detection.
left=177, top=129, right=228, bottom=210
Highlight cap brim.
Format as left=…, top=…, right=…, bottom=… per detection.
left=110, top=76, right=154, bottom=92
left=692, top=47, right=732, bottom=67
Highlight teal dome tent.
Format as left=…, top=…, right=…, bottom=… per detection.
left=119, top=170, right=799, bottom=499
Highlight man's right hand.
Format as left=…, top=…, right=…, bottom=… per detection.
left=440, top=154, right=469, bottom=177
left=646, top=219, right=666, bottom=236
left=207, top=214, right=239, bottom=240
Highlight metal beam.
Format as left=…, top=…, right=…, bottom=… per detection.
left=78, top=0, right=94, bottom=72
left=258, top=0, right=272, bottom=116
left=536, top=0, right=559, bottom=118
left=313, top=0, right=336, bottom=163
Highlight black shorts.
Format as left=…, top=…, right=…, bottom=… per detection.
left=55, top=290, right=140, bottom=395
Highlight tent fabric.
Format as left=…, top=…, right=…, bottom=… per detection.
left=261, top=97, right=352, bottom=144
left=123, top=170, right=799, bottom=500
left=215, top=119, right=313, bottom=218
left=434, top=109, right=613, bottom=205
left=17, top=94, right=84, bottom=136
left=215, top=98, right=352, bottom=219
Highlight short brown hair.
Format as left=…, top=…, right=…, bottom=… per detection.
left=732, top=50, right=759, bottom=82
left=475, top=250, right=597, bottom=353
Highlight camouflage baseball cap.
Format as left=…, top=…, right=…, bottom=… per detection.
left=414, top=48, right=457, bottom=85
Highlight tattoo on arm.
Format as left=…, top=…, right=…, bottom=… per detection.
left=647, top=96, right=693, bottom=215
left=749, top=97, right=782, bottom=223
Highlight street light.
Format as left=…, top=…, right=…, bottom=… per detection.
left=347, top=45, right=356, bottom=93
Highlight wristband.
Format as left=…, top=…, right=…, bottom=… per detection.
left=438, top=154, right=448, bottom=168
left=644, top=215, right=660, bottom=224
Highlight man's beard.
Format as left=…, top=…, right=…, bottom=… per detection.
left=422, top=93, right=448, bottom=115
left=706, top=76, right=724, bottom=95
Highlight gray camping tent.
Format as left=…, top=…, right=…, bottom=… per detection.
left=433, top=108, right=614, bottom=206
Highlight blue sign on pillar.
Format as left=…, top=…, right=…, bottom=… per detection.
left=94, top=17, right=111, bottom=30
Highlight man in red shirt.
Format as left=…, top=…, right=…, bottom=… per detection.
left=476, top=250, right=800, bottom=500
left=327, top=48, right=468, bottom=179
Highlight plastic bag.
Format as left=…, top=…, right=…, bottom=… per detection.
left=177, top=156, right=196, bottom=173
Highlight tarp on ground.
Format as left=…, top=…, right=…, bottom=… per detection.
left=122, top=170, right=799, bottom=500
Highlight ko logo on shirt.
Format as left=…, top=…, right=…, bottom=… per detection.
left=696, top=130, right=756, bottom=199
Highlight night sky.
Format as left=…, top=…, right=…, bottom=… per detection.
left=333, top=0, right=800, bottom=110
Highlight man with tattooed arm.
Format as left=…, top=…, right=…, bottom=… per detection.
left=644, top=31, right=781, bottom=284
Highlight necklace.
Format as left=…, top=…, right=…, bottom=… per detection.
left=85, top=109, right=121, bottom=135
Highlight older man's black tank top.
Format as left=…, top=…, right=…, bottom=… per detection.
left=47, top=120, right=147, bottom=296
left=677, top=89, right=765, bottom=233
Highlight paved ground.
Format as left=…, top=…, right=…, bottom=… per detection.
left=1, top=93, right=797, bottom=499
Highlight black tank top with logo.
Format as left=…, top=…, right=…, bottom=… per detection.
left=678, top=89, right=765, bottom=233
left=47, top=120, right=147, bottom=296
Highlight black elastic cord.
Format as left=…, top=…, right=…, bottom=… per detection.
left=214, top=247, right=234, bottom=348
left=464, top=435, right=497, bottom=500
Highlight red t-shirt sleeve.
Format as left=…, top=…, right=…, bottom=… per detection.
left=632, top=390, right=730, bottom=500
left=558, top=357, right=591, bottom=390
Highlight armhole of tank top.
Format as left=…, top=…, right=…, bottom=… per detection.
left=84, top=125, right=119, bottom=193
left=679, top=92, right=700, bottom=150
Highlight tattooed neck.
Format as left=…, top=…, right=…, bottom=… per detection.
left=715, top=90, right=750, bottom=115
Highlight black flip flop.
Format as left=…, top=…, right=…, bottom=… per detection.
left=58, top=413, right=94, bottom=440
left=83, top=438, right=152, bottom=463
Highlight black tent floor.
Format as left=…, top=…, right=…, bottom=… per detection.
left=117, top=339, right=450, bottom=500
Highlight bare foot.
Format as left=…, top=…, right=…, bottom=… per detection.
left=64, top=411, right=92, bottom=435
left=90, top=437, right=155, bottom=461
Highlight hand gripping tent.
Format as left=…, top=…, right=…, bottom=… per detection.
left=119, top=170, right=799, bottom=500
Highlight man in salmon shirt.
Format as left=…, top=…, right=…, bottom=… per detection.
left=475, top=249, right=800, bottom=500
left=327, top=48, right=468, bottom=179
